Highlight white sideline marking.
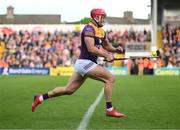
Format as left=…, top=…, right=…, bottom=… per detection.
left=77, top=88, right=104, bottom=130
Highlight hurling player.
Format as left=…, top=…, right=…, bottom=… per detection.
left=32, top=8, right=125, bottom=118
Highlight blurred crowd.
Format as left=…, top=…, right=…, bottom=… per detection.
left=0, top=24, right=179, bottom=70
left=128, top=23, right=180, bottom=75
left=0, top=30, right=81, bottom=68
left=160, top=23, right=180, bottom=68
left=106, top=27, right=151, bottom=47
left=0, top=27, right=150, bottom=68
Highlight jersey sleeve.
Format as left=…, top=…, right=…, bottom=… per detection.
left=83, top=25, right=95, bottom=37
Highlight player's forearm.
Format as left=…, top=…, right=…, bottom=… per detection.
left=103, top=43, right=117, bottom=53
left=88, top=47, right=109, bottom=58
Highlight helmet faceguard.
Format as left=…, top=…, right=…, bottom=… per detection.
left=90, top=8, right=106, bottom=27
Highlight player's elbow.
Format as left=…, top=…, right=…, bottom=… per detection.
left=87, top=47, right=95, bottom=54
left=102, top=44, right=108, bottom=50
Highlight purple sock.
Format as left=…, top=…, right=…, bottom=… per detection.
left=106, top=102, right=112, bottom=109
left=42, top=93, right=49, bottom=100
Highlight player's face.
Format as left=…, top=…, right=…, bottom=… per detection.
left=94, top=15, right=106, bottom=27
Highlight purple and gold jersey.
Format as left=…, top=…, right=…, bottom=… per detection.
left=79, top=22, right=107, bottom=63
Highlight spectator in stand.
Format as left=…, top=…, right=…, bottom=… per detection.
left=167, top=55, right=177, bottom=68
left=138, top=58, right=144, bottom=75
left=156, top=57, right=164, bottom=68
left=148, top=59, right=155, bottom=74
left=143, top=58, right=150, bottom=75
left=0, top=57, right=9, bottom=68
left=130, top=59, right=139, bottom=75
left=0, top=38, right=5, bottom=60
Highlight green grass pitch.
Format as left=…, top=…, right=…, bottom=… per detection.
left=0, top=75, right=180, bottom=129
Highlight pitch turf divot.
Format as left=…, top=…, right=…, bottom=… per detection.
left=77, top=88, right=104, bottom=130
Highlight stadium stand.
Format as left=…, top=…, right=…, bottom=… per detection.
left=0, top=23, right=179, bottom=76
left=0, top=28, right=151, bottom=68
left=160, top=23, right=180, bottom=67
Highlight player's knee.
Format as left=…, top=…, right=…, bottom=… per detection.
left=67, top=91, right=74, bottom=95
left=65, top=89, right=75, bottom=95
left=110, top=76, right=115, bottom=83
left=106, top=75, right=115, bottom=84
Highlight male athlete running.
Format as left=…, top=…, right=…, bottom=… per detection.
left=32, top=8, right=125, bottom=118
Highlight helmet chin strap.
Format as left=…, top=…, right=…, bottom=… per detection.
left=93, top=17, right=104, bottom=27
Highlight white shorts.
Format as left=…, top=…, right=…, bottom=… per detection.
left=74, top=59, right=97, bottom=77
